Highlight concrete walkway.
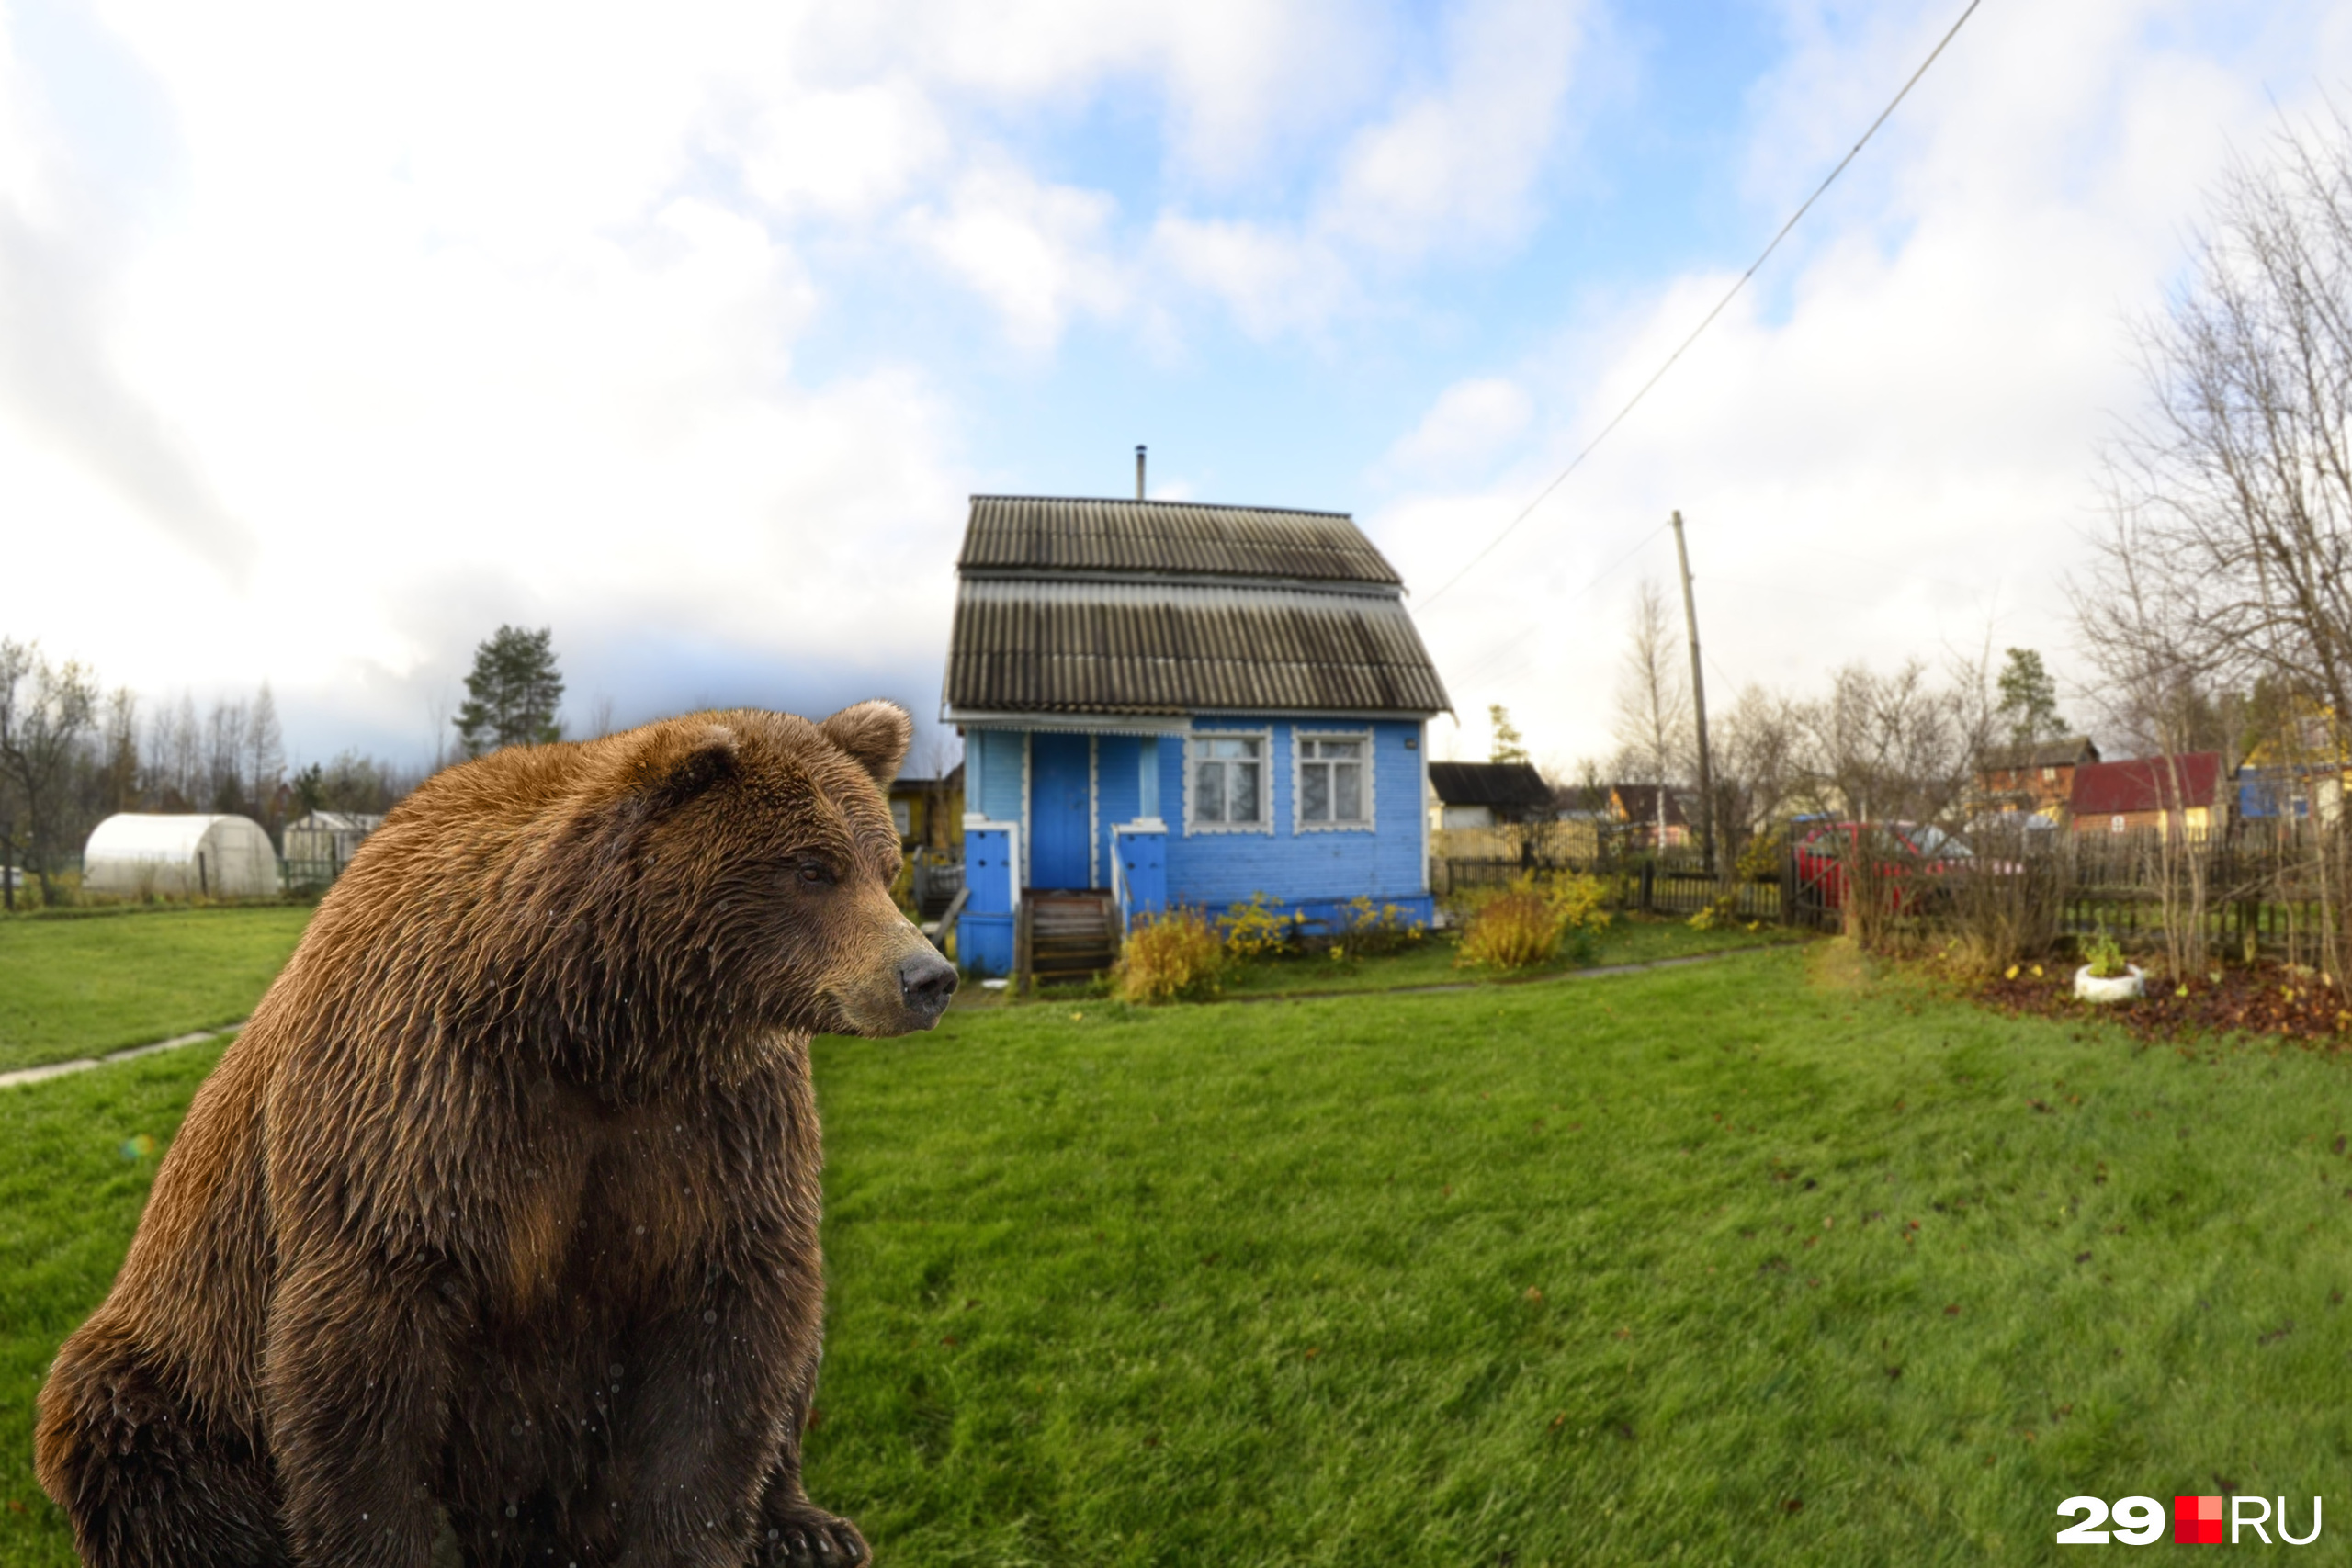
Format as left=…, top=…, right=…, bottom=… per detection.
left=0, top=1022, right=245, bottom=1091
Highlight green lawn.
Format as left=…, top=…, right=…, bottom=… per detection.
left=9, top=945, right=2352, bottom=1563
left=1204, top=913, right=1794, bottom=999
left=1, top=1043, right=228, bottom=1566
left=0, top=908, right=311, bottom=1072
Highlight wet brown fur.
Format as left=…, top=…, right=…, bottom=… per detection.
left=36, top=702, right=941, bottom=1567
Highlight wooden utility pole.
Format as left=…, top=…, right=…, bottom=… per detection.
left=1670, top=511, right=1716, bottom=874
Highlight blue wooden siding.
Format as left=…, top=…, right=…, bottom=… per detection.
left=1095, top=735, right=1144, bottom=891
left=1157, top=716, right=1428, bottom=910
left=974, top=729, right=1024, bottom=821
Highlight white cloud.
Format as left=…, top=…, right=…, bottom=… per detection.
left=733, top=80, right=949, bottom=219
left=1149, top=213, right=1354, bottom=337
left=1148, top=0, right=1589, bottom=335
left=2, top=2, right=973, bottom=760
left=901, top=160, right=1130, bottom=353
left=1321, top=0, right=1586, bottom=256
left=1382, top=0, right=2350, bottom=767
left=1381, top=377, right=1534, bottom=477
left=4, top=0, right=2342, bottom=781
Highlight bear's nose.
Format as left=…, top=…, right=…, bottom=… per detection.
left=899, top=947, right=958, bottom=1021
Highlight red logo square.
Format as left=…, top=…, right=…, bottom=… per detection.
left=2174, top=1495, right=2223, bottom=1544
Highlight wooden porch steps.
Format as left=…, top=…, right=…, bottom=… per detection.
left=1022, top=890, right=1119, bottom=985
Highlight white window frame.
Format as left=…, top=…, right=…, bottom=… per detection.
left=1292, top=727, right=1374, bottom=832
left=1182, top=728, right=1273, bottom=836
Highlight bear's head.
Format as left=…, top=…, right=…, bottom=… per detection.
left=573, top=700, right=957, bottom=1045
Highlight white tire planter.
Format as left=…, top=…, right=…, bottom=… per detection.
left=2074, top=964, right=2144, bottom=1004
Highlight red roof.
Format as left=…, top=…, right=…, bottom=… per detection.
left=2069, top=753, right=2222, bottom=817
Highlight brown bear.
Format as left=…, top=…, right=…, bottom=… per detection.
left=36, top=701, right=955, bottom=1568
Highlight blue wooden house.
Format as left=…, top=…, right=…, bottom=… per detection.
left=944, top=494, right=1452, bottom=977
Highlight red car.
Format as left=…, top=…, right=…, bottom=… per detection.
left=1792, top=821, right=1973, bottom=912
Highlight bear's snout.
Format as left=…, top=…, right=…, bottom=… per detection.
left=828, top=922, right=960, bottom=1036
left=898, top=947, right=958, bottom=1025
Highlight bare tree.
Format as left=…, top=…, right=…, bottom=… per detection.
left=101, top=688, right=140, bottom=814
left=1798, top=661, right=1967, bottom=826
left=246, top=683, right=286, bottom=834
left=205, top=697, right=248, bottom=814
left=0, top=639, right=99, bottom=904
left=1611, top=580, right=1689, bottom=845
left=1711, top=682, right=1804, bottom=869
left=2075, top=104, right=2352, bottom=976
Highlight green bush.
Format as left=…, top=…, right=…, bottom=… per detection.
left=1114, top=908, right=1225, bottom=1003
left=1217, top=891, right=1301, bottom=960
left=1456, top=873, right=1611, bottom=971
left=1334, top=895, right=1424, bottom=957
left=2084, top=927, right=2128, bottom=979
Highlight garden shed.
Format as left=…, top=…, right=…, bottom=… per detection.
left=82, top=814, right=282, bottom=899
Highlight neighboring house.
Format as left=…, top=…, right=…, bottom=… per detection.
left=1427, top=761, right=1554, bottom=831
left=2237, top=709, right=2352, bottom=825
left=2239, top=764, right=2347, bottom=825
left=944, top=494, right=1451, bottom=977
left=1608, top=783, right=1690, bottom=850
left=1973, top=736, right=2101, bottom=822
left=888, top=763, right=965, bottom=853
left=1428, top=761, right=1560, bottom=863
left=2069, top=753, right=2225, bottom=837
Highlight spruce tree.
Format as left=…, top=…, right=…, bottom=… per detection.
left=455, top=626, right=565, bottom=757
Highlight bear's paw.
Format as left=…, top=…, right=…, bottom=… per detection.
left=754, top=1502, right=867, bottom=1567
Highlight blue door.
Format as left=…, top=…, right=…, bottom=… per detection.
left=1030, top=733, right=1092, bottom=889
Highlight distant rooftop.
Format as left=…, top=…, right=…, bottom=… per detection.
left=1980, top=736, right=2100, bottom=772
left=1429, top=761, right=1554, bottom=810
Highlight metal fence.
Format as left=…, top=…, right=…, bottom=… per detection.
left=1441, top=819, right=2352, bottom=961
left=1435, top=847, right=1783, bottom=922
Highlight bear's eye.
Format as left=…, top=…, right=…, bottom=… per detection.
left=795, top=858, right=838, bottom=886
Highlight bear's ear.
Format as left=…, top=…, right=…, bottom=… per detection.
left=632, top=723, right=740, bottom=815
left=820, top=700, right=912, bottom=788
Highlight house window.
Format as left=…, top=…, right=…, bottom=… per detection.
left=1186, top=733, right=1270, bottom=833
left=2041, top=766, right=2057, bottom=783
left=1295, top=730, right=1373, bottom=830
left=890, top=799, right=912, bottom=838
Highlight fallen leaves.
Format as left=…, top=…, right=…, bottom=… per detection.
left=1979, top=959, right=2352, bottom=1049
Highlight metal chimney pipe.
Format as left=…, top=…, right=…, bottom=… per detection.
left=1135, top=445, right=1146, bottom=501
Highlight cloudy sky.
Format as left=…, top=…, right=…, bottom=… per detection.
left=3, top=0, right=2346, bottom=774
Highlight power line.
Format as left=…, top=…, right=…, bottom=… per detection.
left=1417, top=0, right=1986, bottom=612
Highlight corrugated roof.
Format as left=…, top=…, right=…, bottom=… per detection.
left=945, top=576, right=1449, bottom=716
left=1980, top=736, right=2101, bottom=771
left=1429, top=761, right=1554, bottom=809
left=958, top=496, right=1401, bottom=584
left=2071, top=753, right=2223, bottom=816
